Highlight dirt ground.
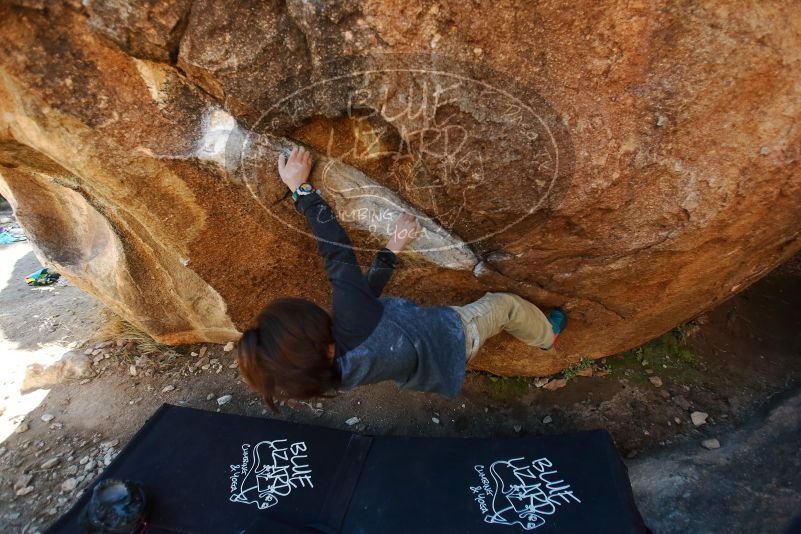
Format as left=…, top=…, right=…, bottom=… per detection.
left=1, top=208, right=800, bottom=532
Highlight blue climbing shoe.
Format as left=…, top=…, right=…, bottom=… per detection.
left=544, top=307, right=567, bottom=350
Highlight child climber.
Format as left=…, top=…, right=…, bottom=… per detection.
left=238, top=147, right=566, bottom=409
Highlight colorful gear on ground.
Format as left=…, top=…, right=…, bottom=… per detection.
left=25, top=268, right=61, bottom=286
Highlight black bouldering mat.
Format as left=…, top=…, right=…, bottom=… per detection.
left=47, top=404, right=648, bottom=534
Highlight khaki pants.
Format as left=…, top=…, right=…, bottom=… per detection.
left=451, top=292, right=554, bottom=361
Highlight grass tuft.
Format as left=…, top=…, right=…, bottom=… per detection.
left=91, top=310, right=179, bottom=361
left=560, top=358, right=593, bottom=380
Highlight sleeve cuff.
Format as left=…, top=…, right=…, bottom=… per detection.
left=377, top=247, right=398, bottom=266
left=294, top=191, right=321, bottom=214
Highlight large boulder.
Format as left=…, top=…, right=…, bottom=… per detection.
left=0, top=1, right=799, bottom=376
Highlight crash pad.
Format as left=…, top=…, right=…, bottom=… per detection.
left=47, top=404, right=648, bottom=533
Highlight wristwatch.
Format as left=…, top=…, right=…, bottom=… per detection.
left=292, top=182, right=316, bottom=202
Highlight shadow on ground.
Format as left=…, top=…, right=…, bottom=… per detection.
left=0, top=246, right=102, bottom=352
left=630, top=386, right=801, bottom=533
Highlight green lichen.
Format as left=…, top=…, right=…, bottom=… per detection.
left=484, top=375, right=530, bottom=402
left=608, top=325, right=704, bottom=383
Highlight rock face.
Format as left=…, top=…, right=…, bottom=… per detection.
left=0, top=1, right=799, bottom=376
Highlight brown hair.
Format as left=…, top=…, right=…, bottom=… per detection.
left=237, top=298, right=339, bottom=411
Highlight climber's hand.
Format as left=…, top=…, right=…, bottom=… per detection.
left=278, top=146, right=313, bottom=192
left=386, top=212, right=421, bottom=254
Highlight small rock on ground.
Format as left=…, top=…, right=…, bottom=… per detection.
left=701, top=438, right=721, bottom=450
left=223, top=341, right=235, bottom=352
left=543, top=378, right=568, bottom=391
left=672, top=395, right=692, bottom=411
left=61, top=351, right=92, bottom=378
left=691, top=411, right=709, bottom=426
left=161, top=385, right=175, bottom=393
left=14, top=474, right=32, bottom=491
left=41, top=457, right=59, bottom=469
left=345, top=417, right=360, bottom=426
left=15, top=485, right=34, bottom=497
left=649, top=376, right=663, bottom=387
left=216, top=394, right=232, bottom=406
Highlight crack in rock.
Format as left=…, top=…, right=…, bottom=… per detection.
left=196, top=107, right=478, bottom=271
